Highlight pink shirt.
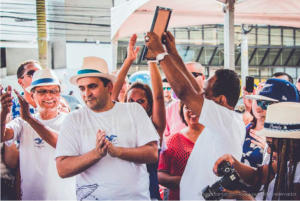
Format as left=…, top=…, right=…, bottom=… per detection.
left=163, top=100, right=187, bottom=145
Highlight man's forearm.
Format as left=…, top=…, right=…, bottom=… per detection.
left=159, top=55, right=203, bottom=115
left=26, top=116, right=58, bottom=148
left=56, top=149, right=101, bottom=178
left=169, top=54, right=201, bottom=93
left=117, top=142, right=158, bottom=164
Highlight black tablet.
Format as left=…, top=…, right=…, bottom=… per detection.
left=142, top=6, right=172, bottom=60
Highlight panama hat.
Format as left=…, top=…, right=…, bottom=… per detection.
left=26, top=69, right=60, bottom=92
left=70, top=56, right=116, bottom=85
left=245, top=78, right=299, bottom=102
left=256, top=102, right=300, bottom=139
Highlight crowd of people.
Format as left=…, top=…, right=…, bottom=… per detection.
left=1, top=31, right=300, bottom=201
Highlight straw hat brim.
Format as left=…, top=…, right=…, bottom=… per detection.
left=256, top=129, right=300, bottom=139
left=245, top=95, right=278, bottom=102
left=70, top=73, right=116, bottom=85
left=26, top=82, right=60, bottom=93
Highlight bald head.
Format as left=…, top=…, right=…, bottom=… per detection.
left=185, top=62, right=205, bottom=74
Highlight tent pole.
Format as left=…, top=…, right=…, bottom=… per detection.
left=36, top=0, right=48, bottom=69
left=241, top=26, right=249, bottom=88
left=223, top=0, right=235, bottom=70
left=112, top=35, right=118, bottom=72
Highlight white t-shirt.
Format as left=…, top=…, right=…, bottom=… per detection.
left=256, top=158, right=300, bottom=200
left=6, top=113, right=76, bottom=200
left=180, top=98, right=245, bottom=200
left=56, top=102, right=160, bottom=200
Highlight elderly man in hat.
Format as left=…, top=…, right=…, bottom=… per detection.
left=56, top=56, right=159, bottom=200
left=0, top=69, right=76, bottom=200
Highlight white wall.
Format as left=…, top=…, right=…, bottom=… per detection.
left=6, top=48, right=38, bottom=75
left=66, top=43, right=113, bottom=71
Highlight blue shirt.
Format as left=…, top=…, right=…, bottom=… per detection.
left=241, top=123, right=263, bottom=168
left=12, top=92, right=36, bottom=119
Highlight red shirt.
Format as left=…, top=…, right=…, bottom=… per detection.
left=158, top=133, right=195, bottom=200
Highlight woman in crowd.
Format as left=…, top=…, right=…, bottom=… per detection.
left=241, top=86, right=266, bottom=168
left=158, top=101, right=204, bottom=200
left=213, top=102, right=300, bottom=200
left=242, top=78, right=300, bottom=168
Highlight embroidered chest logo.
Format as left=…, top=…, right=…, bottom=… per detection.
left=105, top=134, right=118, bottom=145
left=34, top=137, right=45, bottom=148
left=76, top=184, right=99, bottom=201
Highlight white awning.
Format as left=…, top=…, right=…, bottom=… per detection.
left=111, top=0, right=300, bottom=39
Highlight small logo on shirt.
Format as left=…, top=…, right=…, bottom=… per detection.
left=34, top=137, right=45, bottom=148
left=76, top=184, right=99, bottom=201
left=105, top=135, right=118, bottom=145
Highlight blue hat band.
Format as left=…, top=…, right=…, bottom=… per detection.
left=77, top=69, right=102, bottom=75
left=31, top=78, right=58, bottom=86
left=264, top=122, right=300, bottom=132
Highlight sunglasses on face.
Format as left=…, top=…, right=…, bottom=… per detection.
left=35, top=89, right=60, bottom=95
left=21, top=70, right=36, bottom=79
left=163, top=87, right=172, bottom=91
left=256, top=100, right=276, bottom=110
left=191, top=72, right=203, bottom=78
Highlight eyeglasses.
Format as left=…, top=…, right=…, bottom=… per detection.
left=191, top=72, right=203, bottom=78
left=21, top=70, right=36, bottom=79
left=163, top=87, right=172, bottom=91
left=35, top=89, right=60, bottom=95
left=256, top=100, right=276, bottom=110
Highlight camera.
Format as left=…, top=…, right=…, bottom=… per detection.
left=202, top=161, right=247, bottom=200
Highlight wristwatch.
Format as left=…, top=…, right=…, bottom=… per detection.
left=156, top=52, right=168, bottom=64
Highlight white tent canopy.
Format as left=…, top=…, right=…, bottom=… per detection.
left=112, top=0, right=300, bottom=39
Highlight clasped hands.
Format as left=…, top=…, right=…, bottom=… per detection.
left=94, top=130, right=121, bottom=159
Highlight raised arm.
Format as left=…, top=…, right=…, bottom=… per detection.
left=1, top=85, right=14, bottom=142
left=149, top=62, right=166, bottom=141
left=106, top=141, right=158, bottom=164
left=111, top=34, right=140, bottom=101
left=14, top=90, right=58, bottom=148
left=163, top=31, right=201, bottom=93
left=56, top=130, right=108, bottom=178
left=145, top=32, right=203, bottom=116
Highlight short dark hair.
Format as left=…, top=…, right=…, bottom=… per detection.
left=17, top=60, right=39, bottom=79
left=162, top=78, right=168, bottom=83
left=124, top=82, right=153, bottom=116
left=98, top=77, right=111, bottom=87
left=179, top=101, right=188, bottom=126
left=272, top=72, right=293, bottom=83
left=212, top=69, right=240, bottom=108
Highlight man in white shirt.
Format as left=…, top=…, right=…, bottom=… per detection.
left=145, top=31, right=245, bottom=199
left=0, top=69, right=76, bottom=200
left=56, top=56, right=159, bottom=200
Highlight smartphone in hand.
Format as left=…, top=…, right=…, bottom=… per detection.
left=245, top=76, right=254, bottom=93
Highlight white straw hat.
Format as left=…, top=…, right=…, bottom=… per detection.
left=70, top=56, right=116, bottom=85
left=256, top=102, right=300, bottom=139
left=26, top=69, right=60, bottom=92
